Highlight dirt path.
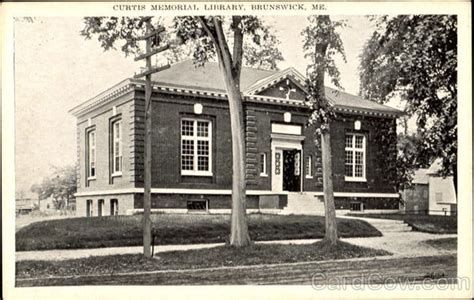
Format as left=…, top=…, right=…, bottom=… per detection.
left=16, top=254, right=457, bottom=286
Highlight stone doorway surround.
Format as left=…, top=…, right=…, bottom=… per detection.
left=270, top=123, right=305, bottom=193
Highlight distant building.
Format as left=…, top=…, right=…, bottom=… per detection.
left=402, top=160, right=457, bottom=216
left=70, top=60, right=402, bottom=217
left=402, top=169, right=430, bottom=214
left=426, top=160, right=457, bottom=216
left=15, top=198, right=37, bottom=215
left=38, top=197, right=56, bottom=211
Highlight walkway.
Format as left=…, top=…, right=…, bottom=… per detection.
left=16, top=230, right=456, bottom=261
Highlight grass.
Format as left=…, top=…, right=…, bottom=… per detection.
left=423, top=237, right=457, bottom=251
left=347, top=213, right=457, bottom=234
left=16, top=214, right=382, bottom=251
left=16, top=240, right=391, bottom=279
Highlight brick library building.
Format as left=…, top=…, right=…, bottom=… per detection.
left=70, top=60, right=402, bottom=217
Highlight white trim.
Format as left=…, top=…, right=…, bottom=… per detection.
left=344, top=177, right=366, bottom=182
left=244, top=67, right=307, bottom=95
left=305, top=155, right=313, bottom=179
left=87, top=130, right=96, bottom=179
left=112, top=119, right=122, bottom=174
left=344, top=133, right=366, bottom=182
left=260, top=153, right=268, bottom=177
left=181, top=118, right=213, bottom=176
left=271, top=123, right=302, bottom=135
left=74, top=189, right=399, bottom=199
left=333, top=192, right=399, bottom=198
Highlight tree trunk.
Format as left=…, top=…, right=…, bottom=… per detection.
left=452, top=162, right=457, bottom=198
left=202, top=17, right=250, bottom=247
left=321, top=129, right=338, bottom=245
left=313, top=15, right=338, bottom=245
left=142, top=20, right=152, bottom=258
left=222, top=68, right=251, bottom=247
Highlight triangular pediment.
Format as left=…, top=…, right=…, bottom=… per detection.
left=244, top=68, right=307, bottom=101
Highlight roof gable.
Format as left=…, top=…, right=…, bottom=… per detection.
left=255, top=76, right=306, bottom=101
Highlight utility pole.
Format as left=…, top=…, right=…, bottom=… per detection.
left=134, top=17, right=170, bottom=258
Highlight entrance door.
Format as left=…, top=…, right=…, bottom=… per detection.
left=283, top=149, right=301, bottom=192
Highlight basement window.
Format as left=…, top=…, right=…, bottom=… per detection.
left=350, top=201, right=364, bottom=211
left=187, top=200, right=208, bottom=212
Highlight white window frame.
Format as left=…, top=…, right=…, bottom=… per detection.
left=87, top=130, right=96, bottom=180
left=260, top=153, right=268, bottom=177
left=344, top=133, right=367, bottom=182
left=180, top=118, right=213, bottom=176
left=112, top=120, right=123, bottom=177
left=305, top=155, right=313, bottom=179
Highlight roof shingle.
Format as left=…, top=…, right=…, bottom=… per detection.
left=152, top=60, right=401, bottom=115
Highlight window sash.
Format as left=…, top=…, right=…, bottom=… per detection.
left=181, top=119, right=212, bottom=176
left=88, top=131, right=96, bottom=179
left=305, top=155, right=313, bottom=178
left=345, top=134, right=366, bottom=181
left=112, top=120, right=122, bottom=175
left=260, top=153, right=267, bottom=176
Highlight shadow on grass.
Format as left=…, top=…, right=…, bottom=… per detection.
left=16, top=214, right=382, bottom=251
left=16, top=240, right=392, bottom=280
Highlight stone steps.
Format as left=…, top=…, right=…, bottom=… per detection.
left=358, top=218, right=413, bottom=233
left=280, top=193, right=325, bottom=215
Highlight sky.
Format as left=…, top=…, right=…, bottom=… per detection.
left=14, top=16, right=377, bottom=196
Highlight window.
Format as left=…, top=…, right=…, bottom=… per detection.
left=187, top=200, right=208, bottom=212
left=435, top=192, right=443, bottom=203
left=305, top=155, right=313, bottom=178
left=87, top=130, right=96, bottom=179
left=260, top=153, right=267, bottom=176
left=110, top=199, right=119, bottom=216
left=345, top=134, right=366, bottom=181
left=112, top=120, right=122, bottom=175
left=86, top=199, right=93, bottom=217
left=181, top=119, right=212, bottom=176
left=98, top=199, right=104, bottom=217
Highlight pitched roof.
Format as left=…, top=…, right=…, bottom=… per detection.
left=427, top=159, right=443, bottom=175
left=325, top=87, right=401, bottom=115
left=152, top=60, right=401, bottom=116
left=151, top=60, right=275, bottom=92
left=70, top=60, right=402, bottom=117
left=412, top=168, right=429, bottom=184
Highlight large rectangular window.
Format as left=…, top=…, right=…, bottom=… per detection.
left=181, top=119, right=212, bottom=176
left=87, top=130, right=96, bottom=179
left=345, top=133, right=366, bottom=181
left=112, top=120, right=122, bottom=175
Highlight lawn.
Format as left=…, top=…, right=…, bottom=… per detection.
left=16, top=240, right=391, bottom=280
left=16, top=214, right=382, bottom=251
left=346, top=213, right=457, bottom=234
left=423, top=237, right=457, bottom=251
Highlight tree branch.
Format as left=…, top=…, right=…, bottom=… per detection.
left=196, top=16, right=218, bottom=46
left=212, top=18, right=234, bottom=79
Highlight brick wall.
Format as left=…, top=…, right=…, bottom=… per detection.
left=75, top=87, right=398, bottom=214
left=76, top=91, right=135, bottom=193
